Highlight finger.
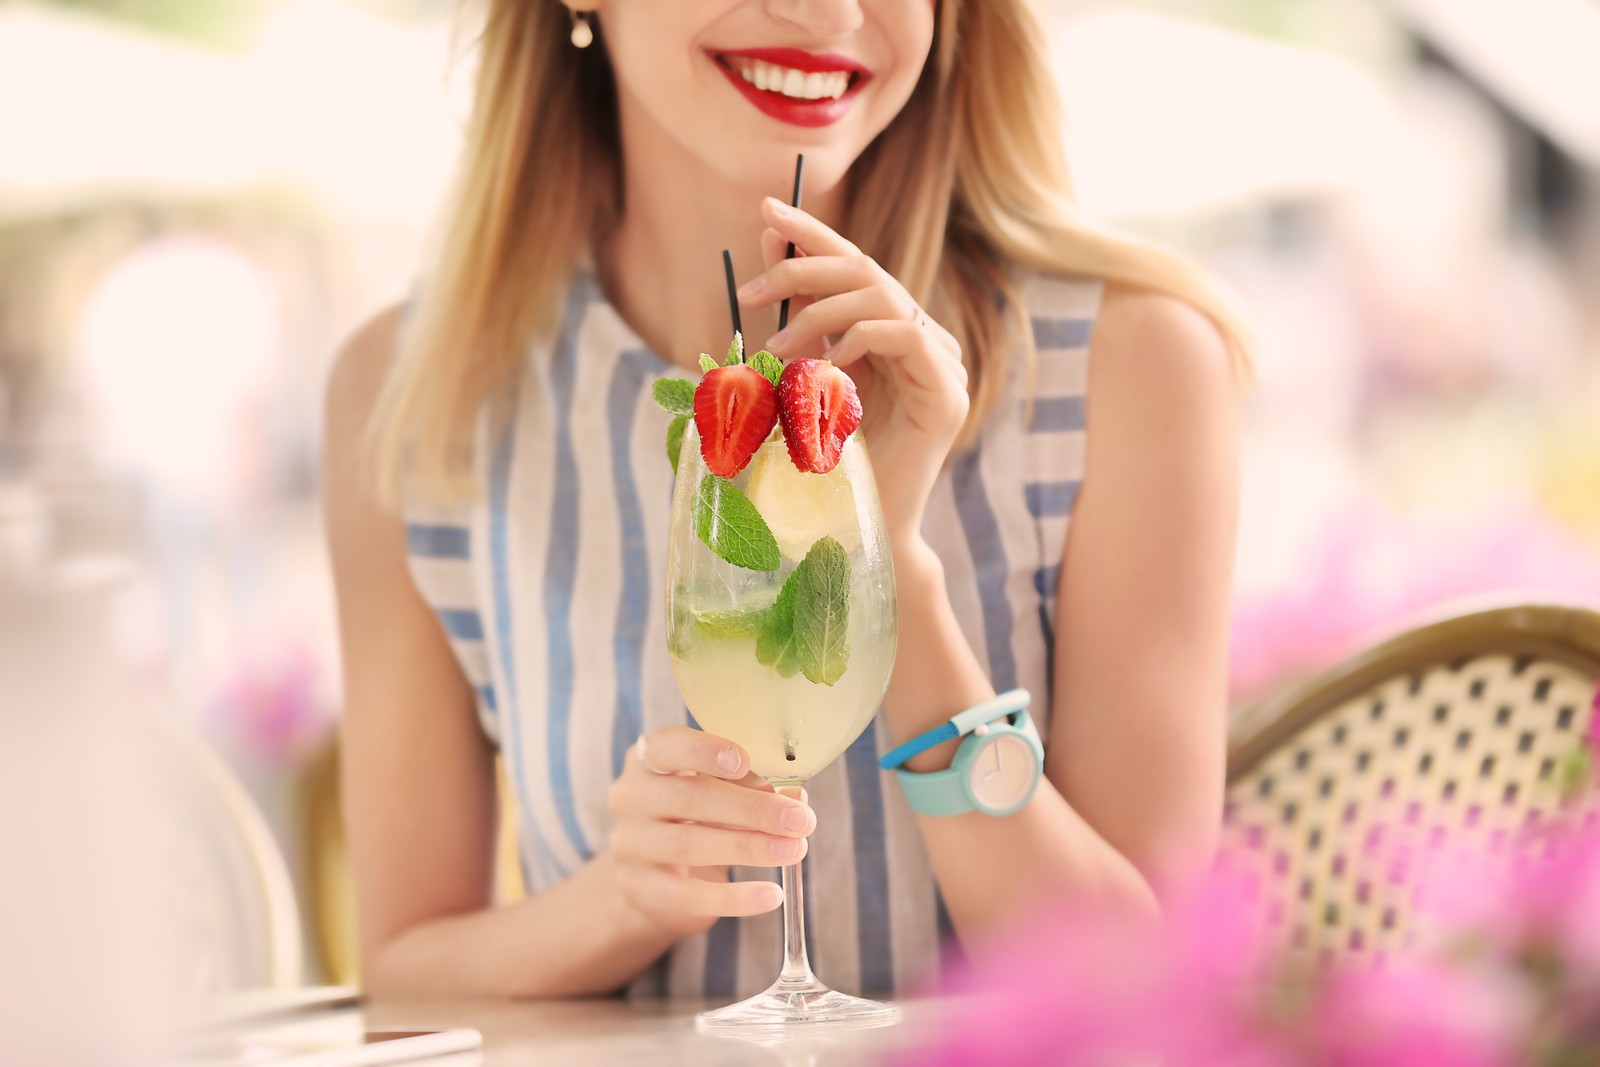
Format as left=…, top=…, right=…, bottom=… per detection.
left=621, top=864, right=782, bottom=919
left=760, top=197, right=860, bottom=258
left=737, top=253, right=881, bottom=310
left=735, top=770, right=776, bottom=793
left=633, top=726, right=748, bottom=779
left=765, top=285, right=911, bottom=357
left=613, top=818, right=810, bottom=869
left=760, top=227, right=790, bottom=271
left=827, top=320, right=971, bottom=396
left=617, top=771, right=815, bottom=836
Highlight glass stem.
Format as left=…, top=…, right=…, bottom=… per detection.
left=777, top=783, right=815, bottom=986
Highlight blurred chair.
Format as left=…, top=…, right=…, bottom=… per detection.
left=299, top=739, right=525, bottom=986
left=141, top=715, right=303, bottom=989
left=1222, top=600, right=1600, bottom=964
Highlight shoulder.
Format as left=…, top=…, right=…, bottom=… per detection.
left=324, top=302, right=408, bottom=445
left=322, top=302, right=412, bottom=525
left=1086, top=284, right=1242, bottom=435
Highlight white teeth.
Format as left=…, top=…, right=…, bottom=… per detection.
left=728, top=58, right=853, bottom=101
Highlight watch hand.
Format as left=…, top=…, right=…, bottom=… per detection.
left=980, top=743, right=1004, bottom=782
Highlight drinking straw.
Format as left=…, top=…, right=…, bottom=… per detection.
left=722, top=248, right=742, bottom=343
left=777, top=153, right=806, bottom=333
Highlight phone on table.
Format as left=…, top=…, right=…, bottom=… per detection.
left=170, top=1019, right=482, bottom=1067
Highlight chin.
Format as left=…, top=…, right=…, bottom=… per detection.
left=710, top=143, right=857, bottom=205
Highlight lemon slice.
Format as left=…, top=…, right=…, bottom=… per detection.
left=747, top=444, right=863, bottom=560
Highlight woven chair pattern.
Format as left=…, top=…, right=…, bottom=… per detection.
left=1222, top=607, right=1600, bottom=965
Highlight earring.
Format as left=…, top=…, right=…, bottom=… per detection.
left=570, top=10, right=594, bottom=49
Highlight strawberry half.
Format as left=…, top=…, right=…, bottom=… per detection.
left=777, top=359, right=863, bottom=475
left=693, top=364, right=779, bottom=478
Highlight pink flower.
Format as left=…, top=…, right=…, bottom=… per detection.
left=1310, top=956, right=1531, bottom=1067
left=1415, top=822, right=1600, bottom=972
left=898, top=875, right=1293, bottom=1067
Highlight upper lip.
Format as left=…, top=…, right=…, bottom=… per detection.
left=713, top=47, right=870, bottom=77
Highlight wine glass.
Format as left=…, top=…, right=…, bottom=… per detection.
left=666, top=423, right=899, bottom=1034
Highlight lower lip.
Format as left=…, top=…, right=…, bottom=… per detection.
left=713, top=58, right=866, bottom=129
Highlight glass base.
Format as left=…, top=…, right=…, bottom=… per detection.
left=696, top=976, right=901, bottom=1037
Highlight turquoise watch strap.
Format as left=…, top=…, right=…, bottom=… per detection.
left=895, top=708, right=1042, bottom=816
left=878, top=689, right=1032, bottom=770
left=896, top=762, right=976, bottom=816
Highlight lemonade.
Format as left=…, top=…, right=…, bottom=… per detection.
left=667, top=432, right=896, bottom=784
left=656, top=324, right=902, bottom=1033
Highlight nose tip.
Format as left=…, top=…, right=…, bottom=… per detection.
left=765, top=0, right=865, bottom=37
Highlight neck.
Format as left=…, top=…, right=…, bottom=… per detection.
left=596, top=101, right=845, bottom=371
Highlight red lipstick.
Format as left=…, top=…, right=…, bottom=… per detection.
left=711, top=48, right=871, bottom=130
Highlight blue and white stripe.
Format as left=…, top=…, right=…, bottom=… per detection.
left=401, top=266, right=1101, bottom=998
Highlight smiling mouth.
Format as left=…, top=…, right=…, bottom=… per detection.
left=717, top=54, right=860, bottom=102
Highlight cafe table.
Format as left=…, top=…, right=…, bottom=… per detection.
left=359, top=995, right=949, bottom=1066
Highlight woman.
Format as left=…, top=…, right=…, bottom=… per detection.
left=324, top=0, right=1247, bottom=1000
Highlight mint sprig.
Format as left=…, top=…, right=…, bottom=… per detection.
left=792, top=537, right=851, bottom=685
left=666, top=414, right=688, bottom=475
left=694, top=475, right=781, bottom=572
left=651, top=378, right=696, bottom=416
left=749, top=350, right=784, bottom=388
left=699, top=352, right=719, bottom=374
left=756, top=537, right=851, bottom=685
left=725, top=331, right=745, bottom=366
left=756, top=577, right=801, bottom=677
left=695, top=601, right=772, bottom=640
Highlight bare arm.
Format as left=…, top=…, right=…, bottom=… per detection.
left=324, top=308, right=679, bottom=998
left=741, top=203, right=1242, bottom=938
left=881, top=288, right=1242, bottom=935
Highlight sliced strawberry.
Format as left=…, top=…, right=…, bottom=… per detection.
left=777, top=359, right=862, bottom=475
left=693, top=364, right=778, bottom=478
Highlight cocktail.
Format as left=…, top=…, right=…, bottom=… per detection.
left=653, top=335, right=899, bottom=1033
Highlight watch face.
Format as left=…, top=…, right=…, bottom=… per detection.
left=967, top=733, right=1038, bottom=813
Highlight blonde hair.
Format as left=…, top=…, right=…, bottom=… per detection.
left=370, top=0, right=1251, bottom=503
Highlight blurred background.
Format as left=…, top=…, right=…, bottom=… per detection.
left=1, top=0, right=1597, bottom=997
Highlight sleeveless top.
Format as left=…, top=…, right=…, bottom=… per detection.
left=401, top=266, right=1103, bottom=999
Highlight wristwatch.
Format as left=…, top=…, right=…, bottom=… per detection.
left=878, top=689, right=1043, bottom=816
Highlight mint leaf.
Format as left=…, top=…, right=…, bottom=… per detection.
left=726, top=331, right=745, bottom=366
left=652, top=378, right=696, bottom=416
left=699, top=352, right=719, bottom=374
left=694, top=475, right=780, bottom=572
left=749, top=350, right=784, bottom=388
left=694, top=586, right=778, bottom=640
left=793, top=537, right=851, bottom=686
left=666, top=414, right=688, bottom=475
left=756, top=575, right=798, bottom=672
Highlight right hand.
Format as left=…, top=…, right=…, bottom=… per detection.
left=608, top=726, right=816, bottom=936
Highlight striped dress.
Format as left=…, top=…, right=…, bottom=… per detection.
left=402, top=265, right=1102, bottom=998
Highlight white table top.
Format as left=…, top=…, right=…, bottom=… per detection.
left=359, top=995, right=945, bottom=1066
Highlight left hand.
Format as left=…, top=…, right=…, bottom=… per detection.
left=737, top=196, right=969, bottom=550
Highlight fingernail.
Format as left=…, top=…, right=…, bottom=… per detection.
left=737, top=275, right=766, bottom=299
left=764, top=328, right=788, bottom=350
left=634, top=735, right=647, bottom=763
left=779, top=805, right=811, bottom=833
left=766, top=196, right=794, bottom=217
left=772, top=836, right=804, bottom=861
left=716, top=748, right=741, bottom=775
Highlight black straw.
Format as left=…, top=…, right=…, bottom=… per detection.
left=722, top=248, right=742, bottom=343
left=777, top=153, right=805, bottom=333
